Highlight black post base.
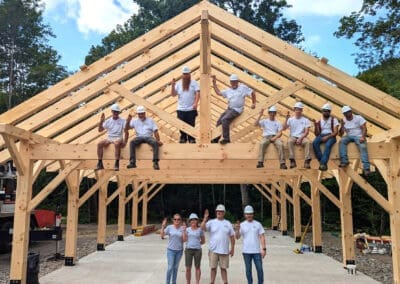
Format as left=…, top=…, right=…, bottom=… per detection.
left=117, top=235, right=124, bottom=241
left=282, top=230, right=288, bottom=236
left=295, top=236, right=301, bottom=243
left=9, top=280, right=21, bottom=284
left=97, top=243, right=105, bottom=251
left=346, top=260, right=356, bottom=265
left=65, top=257, right=75, bottom=266
left=314, top=246, right=322, bottom=253
left=272, top=226, right=278, bottom=230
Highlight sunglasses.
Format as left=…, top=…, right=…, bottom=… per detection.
left=173, top=218, right=181, bottom=221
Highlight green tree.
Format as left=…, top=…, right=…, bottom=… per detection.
left=0, top=0, right=68, bottom=112
left=334, top=0, right=400, bottom=69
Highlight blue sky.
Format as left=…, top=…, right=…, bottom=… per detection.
left=41, top=0, right=363, bottom=76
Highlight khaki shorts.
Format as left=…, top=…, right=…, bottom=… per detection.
left=209, top=251, right=229, bottom=269
left=107, top=137, right=122, bottom=143
left=185, top=248, right=202, bottom=268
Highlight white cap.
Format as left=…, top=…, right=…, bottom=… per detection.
left=294, top=102, right=304, bottom=109
left=110, top=103, right=121, bottom=112
left=136, top=105, right=146, bottom=113
left=322, top=103, right=331, bottom=111
left=244, top=205, right=254, bottom=214
left=188, top=213, right=199, bottom=220
left=268, top=105, right=277, bottom=112
left=216, top=204, right=226, bottom=211
left=342, top=105, right=352, bottom=113
left=229, top=74, right=239, bottom=81
left=182, top=66, right=191, bottom=74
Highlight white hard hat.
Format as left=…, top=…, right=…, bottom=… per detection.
left=182, top=66, right=191, bottom=74
left=229, top=74, right=239, bottom=81
left=188, top=213, right=199, bottom=220
left=322, top=103, right=331, bottom=111
left=294, top=102, right=304, bottom=109
left=215, top=204, right=226, bottom=211
left=342, top=105, right=352, bottom=113
left=110, top=103, right=121, bottom=112
left=244, top=205, right=254, bottom=214
left=136, top=105, right=146, bottom=113
left=268, top=105, right=277, bottom=112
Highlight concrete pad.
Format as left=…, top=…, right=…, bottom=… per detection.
left=40, top=230, right=378, bottom=284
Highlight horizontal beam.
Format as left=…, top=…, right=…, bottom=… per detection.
left=0, top=124, right=54, bottom=145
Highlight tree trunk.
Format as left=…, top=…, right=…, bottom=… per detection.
left=240, top=184, right=249, bottom=209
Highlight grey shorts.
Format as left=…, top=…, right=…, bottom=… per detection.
left=185, top=248, right=202, bottom=268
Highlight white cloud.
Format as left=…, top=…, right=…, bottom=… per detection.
left=286, top=0, right=363, bottom=16
left=42, top=0, right=138, bottom=35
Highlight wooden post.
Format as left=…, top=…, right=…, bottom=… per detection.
left=199, top=10, right=211, bottom=143
left=131, top=180, right=139, bottom=233
left=271, top=195, right=278, bottom=230
left=279, top=181, right=287, bottom=235
left=310, top=175, right=322, bottom=253
left=117, top=178, right=128, bottom=241
left=292, top=176, right=302, bottom=243
left=96, top=171, right=108, bottom=251
left=64, top=170, right=80, bottom=266
left=9, top=141, right=33, bottom=283
left=389, top=139, right=400, bottom=284
left=142, top=183, right=149, bottom=226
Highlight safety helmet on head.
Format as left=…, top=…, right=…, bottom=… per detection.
left=322, top=103, right=332, bottom=111
left=182, top=66, right=191, bottom=74
left=136, top=105, right=146, bottom=114
left=341, top=106, right=352, bottom=114
left=215, top=204, right=226, bottom=212
left=294, top=102, right=304, bottom=109
left=244, top=205, right=254, bottom=214
left=111, top=103, right=121, bottom=112
left=229, top=74, right=239, bottom=81
left=268, top=105, right=277, bottom=112
left=188, top=213, right=199, bottom=221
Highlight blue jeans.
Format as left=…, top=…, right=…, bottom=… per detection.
left=339, top=136, right=370, bottom=170
left=312, top=134, right=336, bottom=165
left=166, top=248, right=183, bottom=284
left=243, top=253, right=264, bottom=284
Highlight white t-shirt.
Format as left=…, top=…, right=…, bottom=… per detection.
left=205, top=219, right=234, bottom=254
left=240, top=220, right=265, bottom=254
left=287, top=116, right=311, bottom=137
left=102, top=118, right=126, bottom=139
left=319, top=117, right=339, bottom=135
left=259, top=119, right=282, bottom=137
left=175, top=80, right=200, bottom=111
left=129, top=118, right=158, bottom=137
left=222, top=84, right=253, bottom=113
left=343, top=115, right=366, bottom=137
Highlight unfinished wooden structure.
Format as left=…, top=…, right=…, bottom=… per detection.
left=1, top=1, right=399, bottom=283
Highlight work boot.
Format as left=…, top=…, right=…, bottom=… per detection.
left=114, top=160, right=119, bottom=171
left=304, top=159, right=311, bottom=169
left=219, top=139, right=230, bottom=145
left=290, top=159, right=297, bottom=169
left=211, top=136, right=221, bottom=143
left=256, top=161, right=264, bottom=168
left=339, top=162, right=349, bottom=168
left=363, top=168, right=371, bottom=176
left=153, top=161, right=160, bottom=170
left=127, top=160, right=136, bottom=169
left=319, top=164, right=328, bottom=171
left=96, top=160, right=104, bottom=170
left=280, top=163, right=288, bottom=170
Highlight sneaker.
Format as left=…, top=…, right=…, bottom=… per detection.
left=114, top=160, right=119, bottom=171
left=304, top=159, right=311, bottom=169
left=290, top=159, right=297, bottom=169
left=363, top=169, right=371, bottom=176
left=319, top=164, right=328, bottom=171
left=280, top=163, right=288, bottom=170
left=127, top=160, right=136, bottom=169
left=339, top=162, right=349, bottom=168
left=153, top=162, right=160, bottom=170
left=219, top=139, right=230, bottom=145
left=96, top=161, right=104, bottom=170
left=256, top=162, right=264, bottom=168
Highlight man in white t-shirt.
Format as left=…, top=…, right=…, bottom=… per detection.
left=125, top=105, right=163, bottom=170
left=171, top=66, right=200, bottom=143
left=201, top=205, right=235, bottom=284
left=312, top=103, right=339, bottom=171
left=96, top=103, right=128, bottom=171
left=255, top=105, right=287, bottom=169
left=283, top=102, right=312, bottom=169
left=211, top=74, right=256, bottom=144
left=339, top=106, right=370, bottom=175
left=235, top=205, right=266, bottom=284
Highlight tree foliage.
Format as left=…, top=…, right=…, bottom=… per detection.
left=0, top=0, right=68, bottom=112
left=334, top=0, right=400, bottom=70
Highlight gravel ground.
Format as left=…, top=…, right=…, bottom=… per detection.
left=0, top=225, right=393, bottom=283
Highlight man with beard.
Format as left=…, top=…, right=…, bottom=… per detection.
left=211, top=74, right=256, bottom=144
left=171, top=66, right=200, bottom=143
left=312, top=103, right=339, bottom=171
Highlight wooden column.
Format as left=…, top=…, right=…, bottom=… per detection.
left=310, top=175, right=322, bottom=253
left=117, top=179, right=128, bottom=241
left=96, top=171, right=108, bottom=251
left=9, top=141, right=33, bottom=283
left=292, top=176, right=302, bottom=243
left=142, top=183, right=149, bottom=226
left=64, top=170, right=81, bottom=266
left=279, top=181, right=288, bottom=235
left=199, top=10, right=211, bottom=143
left=131, top=180, right=139, bottom=233
left=271, top=195, right=278, bottom=230
left=389, top=139, right=400, bottom=284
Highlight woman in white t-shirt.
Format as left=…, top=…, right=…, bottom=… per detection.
left=171, top=66, right=200, bottom=143
left=182, top=213, right=205, bottom=284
